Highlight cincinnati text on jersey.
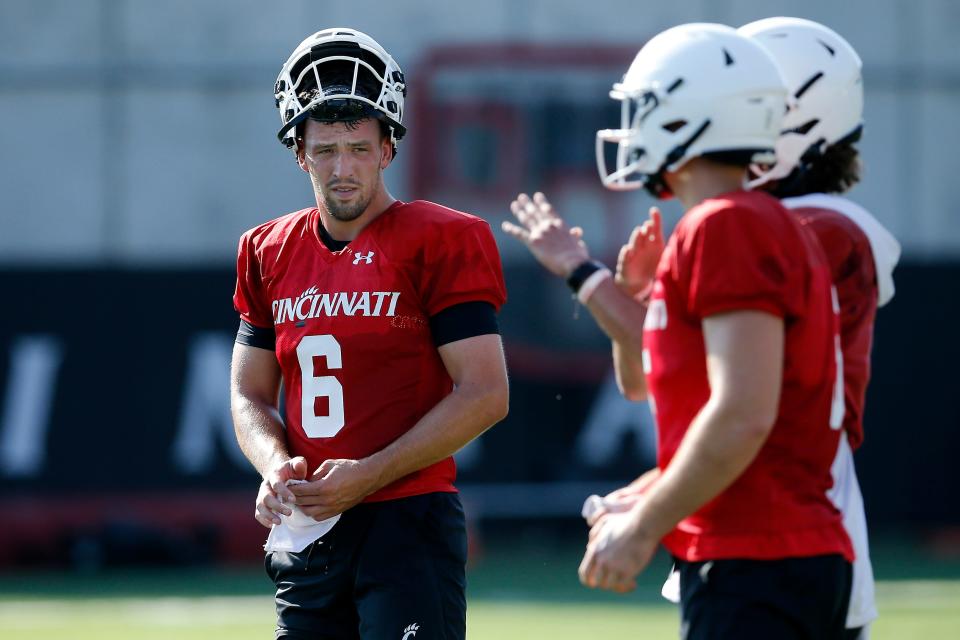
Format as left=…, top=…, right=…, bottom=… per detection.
left=272, top=287, right=401, bottom=325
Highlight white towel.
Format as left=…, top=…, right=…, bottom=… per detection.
left=263, top=479, right=340, bottom=553
left=661, top=566, right=681, bottom=603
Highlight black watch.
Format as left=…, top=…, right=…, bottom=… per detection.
left=566, top=260, right=607, bottom=294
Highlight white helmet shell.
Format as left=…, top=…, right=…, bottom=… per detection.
left=739, top=17, right=863, bottom=187
left=596, top=23, right=788, bottom=196
left=274, top=28, right=406, bottom=153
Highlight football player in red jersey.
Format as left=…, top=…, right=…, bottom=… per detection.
left=230, top=28, right=509, bottom=640
left=504, top=24, right=853, bottom=638
left=741, top=18, right=901, bottom=640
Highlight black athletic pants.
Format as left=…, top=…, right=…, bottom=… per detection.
left=265, top=492, right=467, bottom=640
left=676, top=554, right=853, bottom=640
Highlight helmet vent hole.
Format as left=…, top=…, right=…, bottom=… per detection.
left=818, top=39, right=836, bottom=56
left=662, top=120, right=687, bottom=133
left=794, top=71, right=824, bottom=98
left=785, top=119, right=820, bottom=136
left=723, top=49, right=735, bottom=66
left=666, top=78, right=684, bottom=93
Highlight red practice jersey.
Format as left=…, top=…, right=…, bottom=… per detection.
left=783, top=195, right=880, bottom=450
left=234, top=200, right=507, bottom=502
left=643, top=190, right=853, bottom=562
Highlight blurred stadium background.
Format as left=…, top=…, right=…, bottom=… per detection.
left=1, top=0, right=959, bottom=637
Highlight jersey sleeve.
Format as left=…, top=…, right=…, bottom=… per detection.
left=233, top=231, right=274, bottom=328
left=674, top=206, right=804, bottom=319
left=419, top=220, right=508, bottom=316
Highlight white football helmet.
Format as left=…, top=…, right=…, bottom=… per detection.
left=274, top=28, right=406, bottom=153
left=596, top=23, right=787, bottom=197
left=739, top=17, right=863, bottom=187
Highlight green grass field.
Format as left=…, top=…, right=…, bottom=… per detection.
left=2, top=587, right=959, bottom=639
left=1, top=535, right=958, bottom=639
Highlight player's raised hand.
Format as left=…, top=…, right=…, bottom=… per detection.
left=616, top=207, right=664, bottom=298
left=289, top=458, right=379, bottom=522
left=255, top=456, right=308, bottom=528
left=502, top=192, right=590, bottom=277
left=578, top=506, right=658, bottom=594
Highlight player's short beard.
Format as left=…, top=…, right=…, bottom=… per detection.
left=321, top=185, right=372, bottom=221
left=307, top=164, right=372, bottom=221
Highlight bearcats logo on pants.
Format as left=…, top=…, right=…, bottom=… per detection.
left=402, top=623, right=420, bottom=639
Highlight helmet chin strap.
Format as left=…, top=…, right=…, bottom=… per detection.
left=642, top=174, right=673, bottom=200
left=642, top=119, right=712, bottom=198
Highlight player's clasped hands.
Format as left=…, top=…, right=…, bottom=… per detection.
left=582, top=467, right=661, bottom=527
left=578, top=505, right=659, bottom=594
left=501, top=192, right=590, bottom=277
left=579, top=468, right=662, bottom=592
left=288, top=457, right=380, bottom=522
left=255, top=456, right=380, bottom=527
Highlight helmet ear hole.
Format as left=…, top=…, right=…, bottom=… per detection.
left=662, top=120, right=687, bottom=133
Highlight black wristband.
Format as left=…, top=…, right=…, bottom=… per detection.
left=566, top=260, right=608, bottom=294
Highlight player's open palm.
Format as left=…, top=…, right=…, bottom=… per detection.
left=616, top=207, right=664, bottom=298
left=502, top=192, right=590, bottom=277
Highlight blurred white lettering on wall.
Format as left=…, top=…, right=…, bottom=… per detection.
left=173, top=333, right=249, bottom=473
left=0, top=335, right=65, bottom=476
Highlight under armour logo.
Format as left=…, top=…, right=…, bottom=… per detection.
left=353, top=251, right=375, bottom=265
left=402, top=623, right=420, bottom=639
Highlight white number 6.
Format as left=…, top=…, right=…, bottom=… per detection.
left=296, top=335, right=345, bottom=438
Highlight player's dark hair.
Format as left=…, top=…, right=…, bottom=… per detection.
left=290, top=63, right=396, bottom=156
left=295, top=117, right=391, bottom=146
left=771, top=140, right=862, bottom=198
